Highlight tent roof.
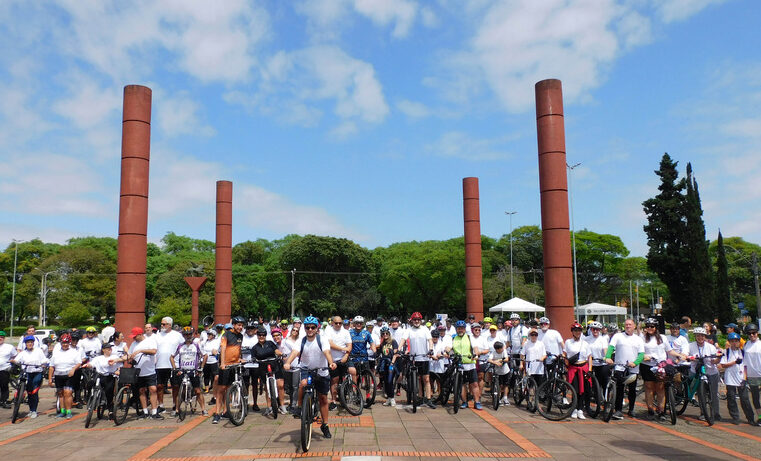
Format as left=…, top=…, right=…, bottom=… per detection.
left=488, top=297, right=545, bottom=313
left=576, top=302, right=627, bottom=315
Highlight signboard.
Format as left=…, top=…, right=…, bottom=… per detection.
left=436, top=313, right=448, bottom=322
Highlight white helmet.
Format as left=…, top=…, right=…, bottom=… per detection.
left=589, top=321, right=603, bottom=329
left=353, top=315, right=365, bottom=323
left=510, top=313, right=520, bottom=320
left=539, top=317, right=550, bottom=324
left=692, top=327, right=707, bottom=335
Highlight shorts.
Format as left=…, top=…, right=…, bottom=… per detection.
left=137, top=374, right=158, bottom=389
left=497, top=374, right=510, bottom=386
left=254, top=364, right=284, bottom=381
left=462, top=369, right=478, bottom=384
left=330, top=361, right=350, bottom=379
left=639, top=363, right=657, bottom=382
left=299, top=371, right=330, bottom=395
left=175, top=371, right=201, bottom=389
left=413, top=360, right=429, bottom=376
left=204, top=362, right=219, bottom=376
left=54, top=374, right=76, bottom=391
left=217, top=367, right=235, bottom=386
left=156, top=368, right=172, bottom=386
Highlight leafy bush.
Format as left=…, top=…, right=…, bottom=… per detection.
left=149, top=297, right=191, bottom=327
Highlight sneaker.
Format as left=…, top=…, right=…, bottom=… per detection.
left=157, top=406, right=165, bottom=414
left=152, top=413, right=164, bottom=420
left=657, top=413, right=666, bottom=422
left=292, top=407, right=302, bottom=418
left=170, top=410, right=177, bottom=417
left=262, top=407, right=272, bottom=416
left=425, top=400, right=437, bottom=409
left=29, top=411, right=38, bottom=419
left=252, top=404, right=260, bottom=412
left=279, top=405, right=288, bottom=415
left=474, top=402, right=483, bottom=410
left=460, top=402, right=468, bottom=409
left=329, top=402, right=338, bottom=411
left=208, top=397, right=216, bottom=405
left=321, top=423, right=332, bottom=439
left=137, top=412, right=147, bottom=420
left=389, top=398, right=396, bottom=407
left=383, top=399, right=392, bottom=406
left=212, top=414, right=220, bottom=424
left=577, top=411, right=586, bottom=420
left=57, top=412, right=66, bottom=418
left=74, top=402, right=83, bottom=409
left=570, top=409, right=578, bottom=419
left=65, top=413, right=73, bottom=419
left=612, top=411, right=624, bottom=420
left=202, top=410, right=209, bottom=416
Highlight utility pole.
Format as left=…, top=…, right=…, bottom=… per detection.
left=290, top=268, right=296, bottom=319
left=567, top=162, right=581, bottom=310
left=629, top=280, right=633, bottom=319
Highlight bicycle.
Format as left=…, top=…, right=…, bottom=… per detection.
left=11, top=364, right=33, bottom=423
left=580, top=369, right=602, bottom=419
left=113, top=366, right=142, bottom=426
left=675, top=354, right=721, bottom=425
left=297, top=366, right=329, bottom=453
left=648, top=361, right=679, bottom=425
left=254, top=356, right=282, bottom=419
left=352, top=356, right=377, bottom=408
left=513, top=360, right=538, bottom=413
left=397, top=352, right=431, bottom=413
left=536, top=353, right=577, bottom=421
left=225, top=363, right=248, bottom=426
left=481, top=362, right=503, bottom=411
left=442, top=352, right=469, bottom=414
left=338, top=364, right=364, bottom=416
left=175, top=369, right=201, bottom=421
left=601, top=361, right=637, bottom=423
left=85, top=372, right=112, bottom=428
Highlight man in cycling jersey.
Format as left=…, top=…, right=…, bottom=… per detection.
left=170, top=327, right=207, bottom=416
left=452, top=320, right=482, bottom=409
left=349, top=316, right=376, bottom=384
left=284, top=316, right=337, bottom=439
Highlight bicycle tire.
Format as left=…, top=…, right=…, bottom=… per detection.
left=601, top=379, right=616, bottom=423
left=698, top=380, right=714, bottom=426
left=439, top=374, right=451, bottom=407
left=177, top=382, right=188, bottom=421
left=513, top=377, right=525, bottom=407
left=452, top=372, right=462, bottom=414
left=361, top=369, right=377, bottom=408
left=408, top=368, right=418, bottom=413
left=226, top=384, right=245, bottom=426
left=339, top=378, right=364, bottom=416
left=526, top=377, right=538, bottom=413
left=114, top=386, right=131, bottom=426
left=269, top=377, right=278, bottom=419
left=675, top=380, right=689, bottom=415
left=492, top=375, right=500, bottom=410
left=666, top=384, right=677, bottom=425
left=12, top=379, right=25, bottom=424
left=584, top=373, right=602, bottom=419
left=85, top=388, right=100, bottom=428
left=301, top=392, right=313, bottom=452
left=537, top=378, right=577, bottom=421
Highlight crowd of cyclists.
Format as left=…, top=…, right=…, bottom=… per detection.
left=1, top=312, right=761, bottom=440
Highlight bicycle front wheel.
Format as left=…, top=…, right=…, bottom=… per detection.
left=666, top=384, right=677, bottom=425
left=537, top=378, right=577, bottom=421
left=177, top=382, right=189, bottom=421
left=698, top=380, right=714, bottom=426
left=85, top=388, right=101, bottom=428
left=513, top=377, right=525, bottom=407
left=452, top=372, right=462, bottom=414
left=361, top=370, right=376, bottom=408
left=525, top=377, right=538, bottom=413
left=268, top=377, right=278, bottom=419
left=492, top=375, right=500, bottom=410
left=601, top=379, right=616, bottom=423
left=301, top=392, right=314, bottom=452
left=226, top=383, right=245, bottom=426
left=408, top=369, right=418, bottom=413
left=11, top=379, right=25, bottom=424
left=114, top=386, right=131, bottom=426
left=340, top=379, right=364, bottom=416
left=584, top=373, right=602, bottom=419
left=674, top=380, right=689, bottom=415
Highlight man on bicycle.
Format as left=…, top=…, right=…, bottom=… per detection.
left=405, top=312, right=436, bottom=409
left=213, top=316, right=245, bottom=424
left=349, top=316, right=376, bottom=383
left=325, top=316, right=352, bottom=410
left=170, top=327, right=207, bottom=416
left=605, top=318, right=644, bottom=420
left=283, top=316, right=337, bottom=439
left=452, top=320, right=481, bottom=409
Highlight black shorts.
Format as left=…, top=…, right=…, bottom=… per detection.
left=462, top=368, right=478, bottom=384
left=204, top=362, right=219, bottom=377
left=414, top=360, right=429, bottom=376
left=640, top=363, right=657, bottom=382
left=217, top=367, right=235, bottom=386
left=137, top=374, right=158, bottom=389
left=330, top=361, right=350, bottom=379
left=176, top=371, right=202, bottom=389
left=299, top=371, right=330, bottom=395
left=54, top=374, right=76, bottom=390
left=156, top=368, right=172, bottom=386
left=254, top=364, right=284, bottom=381
left=497, top=374, right=510, bottom=386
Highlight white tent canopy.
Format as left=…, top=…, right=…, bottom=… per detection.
left=488, top=297, right=545, bottom=314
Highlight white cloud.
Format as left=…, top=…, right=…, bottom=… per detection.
left=295, top=0, right=422, bottom=40
left=396, top=99, right=430, bottom=118
left=721, top=118, right=761, bottom=139
left=156, top=92, right=216, bottom=137
left=353, top=0, right=418, bottom=38
left=654, top=0, right=726, bottom=23
left=426, top=131, right=514, bottom=161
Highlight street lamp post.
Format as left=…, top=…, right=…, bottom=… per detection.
left=290, top=268, right=296, bottom=319
left=40, top=271, right=56, bottom=327
left=505, top=211, right=517, bottom=299
left=567, top=162, right=581, bottom=313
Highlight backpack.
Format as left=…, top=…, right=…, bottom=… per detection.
left=298, top=334, right=323, bottom=361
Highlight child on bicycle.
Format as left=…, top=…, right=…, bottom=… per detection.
left=488, top=341, right=510, bottom=405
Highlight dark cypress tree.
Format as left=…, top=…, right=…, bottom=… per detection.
left=715, top=231, right=733, bottom=327
left=683, top=163, right=714, bottom=321
left=643, top=154, right=689, bottom=319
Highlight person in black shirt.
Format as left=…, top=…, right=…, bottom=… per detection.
left=377, top=327, right=399, bottom=407
left=252, top=327, right=284, bottom=416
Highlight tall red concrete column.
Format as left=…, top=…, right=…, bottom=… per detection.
left=184, top=277, right=207, bottom=332
left=215, top=181, right=233, bottom=323
left=116, top=85, right=152, bottom=334
left=535, top=79, right=575, bottom=338
left=463, top=177, right=484, bottom=321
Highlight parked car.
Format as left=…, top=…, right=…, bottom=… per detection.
left=34, top=328, right=57, bottom=341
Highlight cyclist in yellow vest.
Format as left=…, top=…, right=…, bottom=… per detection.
left=452, top=320, right=482, bottom=410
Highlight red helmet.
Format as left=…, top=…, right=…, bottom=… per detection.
left=410, top=312, right=423, bottom=320
left=60, top=333, right=72, bottom=343
left=571, top=322, right=583, bottom=330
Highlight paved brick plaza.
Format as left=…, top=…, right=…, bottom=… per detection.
left=1, top=387, right=759, bottom=461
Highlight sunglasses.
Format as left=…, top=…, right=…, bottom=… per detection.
left=571, top=328, right=582, bottom=331
left=257, top=333, right=267, bottom=337
left=529, top=333, right=538, bottom=337
left=305, top=325, right=317, bottom=330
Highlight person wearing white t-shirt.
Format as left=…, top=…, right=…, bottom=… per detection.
left=564, top=322, right=592, bottom=419
left=488, top=341, right=511, bottom=405
left=154, top=317, right=185, bottom=414
left=127, top=327, right=162, bottom=419
left=520, top=329, right=546, bottom=386
left=429, top=330, right=449, bottom=402
left=437, top=325, right=452, bottom=349
left=585, top=321, right=610, bottom=392
left=324, top=316, right=353, bottom=409
left=665, top=324, right=690, bottom=356
left=742, top=324, right=761, bottom=425
left=719, top=332, right=755, bottom=425
left=640, top=318, right=682, bottom=421
left=283, top=316, right=337, bottom=440
left=85, top=343, right=120, bottom=417
left=80, top=327, right=102, bottom=358
left=407, top=312, right=436, bottom=408
left=605, top=318, right=644, bottom=420
left=688, top=327, right=722, bottom=422
left=241, top=323, right=262, bottom=411
left=537, top=317, right=564, bottom=357
left=202, top=329, right=220, bottom=395
left=0, top=331, right=18, bottom=408
left=15, top=335, right=49, bottom=418
left=485, top=326, right=501, bottom=354
left=470, top=324, right=489, bottom=397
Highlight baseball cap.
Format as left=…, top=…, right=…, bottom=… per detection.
left=129, top=327, right=144, bottom=338
left=489, top=325, right=498, bottom=331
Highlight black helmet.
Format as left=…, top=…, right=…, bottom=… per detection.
left=246, top=322, right=257, bottom=330
left=70, top=330, right=82, bottom=340
left=389, top=316, right=399, bottom=323
left=431, top=329, right=440, bottom=338
left=746, top=323, right=758, bottom=333
left=256, top=326, right=268, bottom=336
left=231, top=316, right=245, bottom=325
left=645, top=317, right=658, bottom=326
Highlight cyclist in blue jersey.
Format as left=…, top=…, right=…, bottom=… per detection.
left=349, top=316, right=376, bottom=383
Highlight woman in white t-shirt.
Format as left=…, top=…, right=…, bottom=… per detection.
left=564, top=322, right=592, bottom=419
left=85, top=342, right=120, bottom=417
left=202, top=329, right=219, bottom=394
left=584, top=321, right=610, bottom=395
left=640, top=318, right=682, bottom=420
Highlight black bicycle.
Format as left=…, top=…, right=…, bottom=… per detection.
left=601, top=361, right=637, bottom=423
left=297, top=366, right=329, bottom=452
left=513, top=360, right=538, bottom=412
left=338, top=363, right=363, bottom=416
left=353, top=356, right=377, bottom=408
left=113, top=366, right=142, bottom=426
left=85, top=372, right=112, bottom=428
left=11, top=364, right=35, bottom=423
left=536, top=353, right=577, bottom=421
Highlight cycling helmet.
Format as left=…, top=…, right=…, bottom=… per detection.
left=471, top=323, right=481, bottom=330
left=303, top=315, right=319, bottom=326
left=103, top=319, right=110, bottom=325
left=745, top=324, right=758, bottom=333
left=410, top=312, right=423, bottom=320
left=281, top=319, right=289, bottom=325
left=270, top=320, right=278, bottom=326
left=271, top=327, right=282, bottom=335
left=207, top=329, right=217, bottom=336
left=727, top=332, right=741, bottom=341
left=607, top=323, right=619, bottom=332
left=455, top=320, right=466, bottom=327
left=483, top=317, right=493, bottom=324
left=510, top=313, right=520, bottom=320
left=589, top=321, right=603, bottom=330
left=645, top=317, right=658, bottom=326
left=692, top=327, right=707, bottom=335
left=231, top=316, right=245, bottom=325
left=425, top=321, right=432, bottom=327
left=389, top=316, right=400, bottom=323
left=70, top=331, right=82, bottom=340
left=224, top=323, right=233, bottom=330
left=182, top=326, right=194, bottom=336
left=431, top=329, right=440, bottom=338
left=380, top=326, right=390, bottom=334
left=214, top=323, right=224, bottom=330
left=246, top=322, right=257, bottom=330
left=353, top=315, right=365, bottom=323
left=342, top=319, right=350, bottom=325
left=571, top=322, right=582, bottom=330
left=86, top=326, right=97, bottom=333
left=292, top=317, right=302, bottom=323
left=539, top=317, right=550, bottom=324
left=321, top=321, right=328, bottom=327
left=23, top=335, right=35, bottom=343
left=256, top=327, right=267, bottom=336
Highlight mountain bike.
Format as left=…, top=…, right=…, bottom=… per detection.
left=85, top=372, right=111, bottom=428
left=11, top=364, right=34, bottom=423
left=513, top=360, right=538, bottom=413
left=601, top=361, right=637, bottom=423
left=255, top=357, right=282, bottom=419
left=114, top=365, right=141, bottom=426
left=297, top=366, right=329, bottom=453
left=353, top=356, right=377, bottom=408
left=175, top=369, right=200, bottom=421
left=225, top=363, right=248, bottom=426
left=338, top=365, right=363, bottom=416
left=580, top=369, right=602, bottom=418
left=536, top=353, right=577, bottom=421
left=677, top=354, right=721, bottom=425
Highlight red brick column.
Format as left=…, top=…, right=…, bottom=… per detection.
left=215, top=181, right=233, bottom=323
left=463, top=177, right=484, bottom=321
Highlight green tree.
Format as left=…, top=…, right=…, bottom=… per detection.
left=149, top=297, right=191, bottom=326
left=573, top=230, right=629, bottom=304
left=59, top=302, right=91, bottom=326
left=683, top=163, right=714, bottom=320
left=714, top=231, right=734, bottom=326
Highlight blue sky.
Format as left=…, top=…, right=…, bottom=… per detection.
left=1, top=0, right=759, bottom=257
